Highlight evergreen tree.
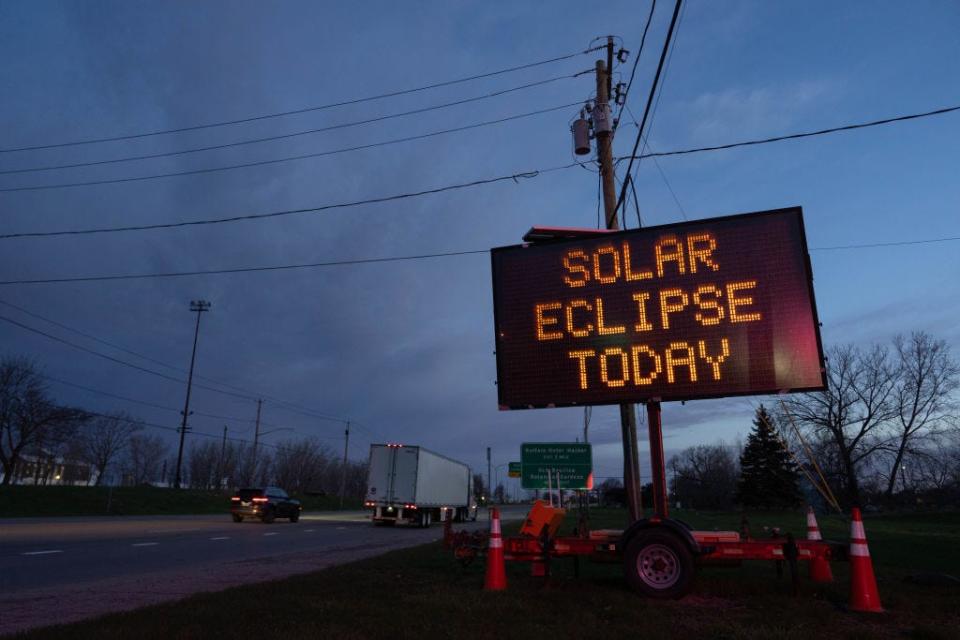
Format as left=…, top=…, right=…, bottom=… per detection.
left=736, top=405, right=803, bottom=509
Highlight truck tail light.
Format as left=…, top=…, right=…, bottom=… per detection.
left=252, top=497, right=268, bottom=503
left=404, top=504, right=417, bottom=510
left=231, top=496, right=240, bottom=501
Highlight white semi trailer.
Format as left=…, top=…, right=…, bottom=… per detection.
left=364, top=444, right=477, bottom=527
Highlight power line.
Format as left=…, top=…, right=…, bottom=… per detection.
left=623, top=107, right=688, bottom=220
left=613, top=0, right=657, bottom=132
left=0, top=250, right=489, bottom=285
left=810, top=236, right=960, bottom=251
left=2, top=234, right=958, bottom=289
left=630, top=104, right=960, bottom=160
left=0, top=47, right=603, bottom=154
left=615, top=0, right=684, bottom=217
left=0, top=313, right=253, bottom=400
left=41, top=373, right=262, bottom=425
left=5, top=101, right=955, bottom=240
left=0, top=297, right=368, bottom=431
left=0, top=298, right=197, bottom=376
left=80, top=407, right=285, bottom=452
left=0, top=73, right=586, bottom=176
left=0, top=297, right=343, bottom=420
left=0, top=164, right=577, bottom=240
left=621, top=2, right=688, bottom=222
left=0, top=103, right=580, bottom=193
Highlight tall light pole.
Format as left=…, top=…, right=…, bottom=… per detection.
left=487, top=447, right=492, bottom=502
left=339, top=421, right=350, bottom=509
left=174, top=299, right=211, bottom=489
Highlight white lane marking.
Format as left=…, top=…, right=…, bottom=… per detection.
left=336, top=526, right=347, bottom=530
left=21, top=550, right=63, bottom=556
left=304, top=529, right=315, bottom=532
left=209, top=536, right=230, bottom=540
left=145, top=527, right=204, bottom=534
left=131, top=542, right=159, bottom=547
left=263, top=532, right=279, bottom=537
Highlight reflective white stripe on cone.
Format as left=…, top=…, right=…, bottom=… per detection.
left=484, top=507, right=507, bottom=591
left=848, top=507, right=882, bottom=612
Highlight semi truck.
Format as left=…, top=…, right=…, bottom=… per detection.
left=364, top=444, right=477, bottom=527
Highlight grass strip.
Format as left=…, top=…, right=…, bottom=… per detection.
left=0, top=485, right=359, bottom=517
left=13, top=508, right=960, bottom=639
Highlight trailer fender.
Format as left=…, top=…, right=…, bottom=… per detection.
left=620, top=518, right=701, bottom=556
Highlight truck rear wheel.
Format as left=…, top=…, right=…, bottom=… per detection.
left=623, top=529, right=695, bottom=599
left=418, top=510, right=432, bottom=528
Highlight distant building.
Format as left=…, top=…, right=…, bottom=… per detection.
left=0, top=451, right=97, bottom=486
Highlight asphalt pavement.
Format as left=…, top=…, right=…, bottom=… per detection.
left=0, top=506, right=527, bottom=635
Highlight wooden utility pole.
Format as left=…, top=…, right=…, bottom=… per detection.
left=595, top=39, right=643, bottom=522
left=338, top=421, right=350, bottom=509
left=217, top=425, right=228, bottom=489
left=250, top=399, right=263, bottom=484
left=174, top=299, right=211, bottom=489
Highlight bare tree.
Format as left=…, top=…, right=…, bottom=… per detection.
left=473, top=473, right=486, bottom=501
left=782, top=344, right=898, bottom=507
left=187, top=440, right=220, bottom=489
left=883, top=333, right=960, bottom=498
left=346, top=460, right=368, bottom=499
left=123, top=434, right=168, bottom=485
left=0, top=357, right=88, bottom=485
left=903, top=427, right=960, bottom=493
left=272, top=439, right=332, bottom=494
left=668, top=442, right=739, bottom=510
left=215, top=440, right=240, bottom=490
left=79, top=412, right=142, bottom=485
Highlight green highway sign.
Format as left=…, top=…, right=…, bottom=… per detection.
left=508, top=462, right=522, bottom=478
left=520, top=442, right=593, bottom=489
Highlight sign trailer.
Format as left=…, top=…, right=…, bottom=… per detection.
left=465, top=207, right=843, bottom=601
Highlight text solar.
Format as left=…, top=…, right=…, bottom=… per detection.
left=490, top=208, right=826, bottom=409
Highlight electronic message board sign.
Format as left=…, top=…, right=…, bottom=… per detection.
left=490, top=207, right=825, bottom=409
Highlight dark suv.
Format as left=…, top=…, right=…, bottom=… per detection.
left=230, top=487, right=302, bottom=523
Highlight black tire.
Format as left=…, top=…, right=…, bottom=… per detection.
left=623, top=529, right=695, bottom=599
left=232, top=513, right=243, bottom=523
left=262, top=508, right=276, bottom=524
left=290, top=512, right=300, bottom=523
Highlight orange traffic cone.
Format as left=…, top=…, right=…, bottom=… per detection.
left=806, top=507, right=833, bottom=583
left=848, top=507, right=883, bottom=612
left=484, top=507, right=507, bottom=591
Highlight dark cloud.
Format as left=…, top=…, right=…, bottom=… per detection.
left=2, top=1, right=958, bottom=484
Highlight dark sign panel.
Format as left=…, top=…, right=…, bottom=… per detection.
left=490, top=207, right=826, bottom=409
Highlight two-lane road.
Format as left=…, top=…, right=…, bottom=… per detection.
left=1, top=507, right=525, bottom=635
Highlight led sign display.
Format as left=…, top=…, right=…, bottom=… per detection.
left=490, top=207, right=826, bottom=409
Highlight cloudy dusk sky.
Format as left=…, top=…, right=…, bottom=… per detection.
left=1, top=1, right=958, bottom=487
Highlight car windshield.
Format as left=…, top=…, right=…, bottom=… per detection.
left=238, top=489, right=264, bottom=501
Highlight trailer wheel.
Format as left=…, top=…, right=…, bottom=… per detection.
left=624, top=530, right=695, bottom=599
